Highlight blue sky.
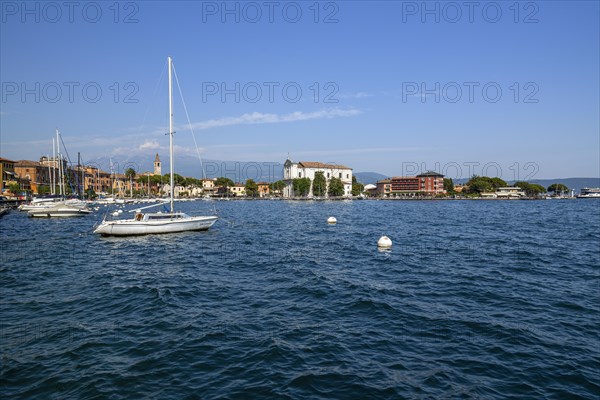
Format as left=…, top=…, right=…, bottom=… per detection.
left=1, top=1, right=598, bottom=179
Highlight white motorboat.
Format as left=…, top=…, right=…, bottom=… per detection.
left=94, top=56, right=218, bottom=236
left=577, top=188, right=600, bottom=198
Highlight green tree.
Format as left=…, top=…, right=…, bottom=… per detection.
left=125, top=167, right=136, bottom=197
left=270, top=180, right=285, bottom=192
left=515, top=181, right=546, bottom=197
left=547, top=183, right=568, bottom=194
left=7, top=182, right=20, bottom=195
left=328, top=177, right=344, bottom=197
left=490, top=177, right=507, bottom=190
left=164, top=173, right=185, bottom=186
left=443, top=178, right=454, bottom=194
left=313, top=171, right=326, bottom=197
left=465, top=176, right=507, bottom=194
left=125, top=167, right=136, bottom=180
left=292, top=177, right=311, bottom=197
left=216, top=177, right=234, bottom=188
left=465, top=176, right=492, bottom=194
left=351, top=176, right=364, bottom=196
left=245, top=179, right=259, bottom=197
left=184, top=177, right=201, bottom=187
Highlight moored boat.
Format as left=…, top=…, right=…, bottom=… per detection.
left=28, top=204, right=92, bottom=218
left=93, top=56, right=217, bottom=236
left=576, top=188, right=600, bottom=198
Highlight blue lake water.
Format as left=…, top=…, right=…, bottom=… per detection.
left=1, top=200, right=599, bottom=399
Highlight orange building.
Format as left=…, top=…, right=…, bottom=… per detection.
left=14, top=160, right=52, bottom=194
left=257, top=182, right=270, bottom=197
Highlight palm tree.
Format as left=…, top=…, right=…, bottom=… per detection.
left=125, top=167, right=136, bottom=198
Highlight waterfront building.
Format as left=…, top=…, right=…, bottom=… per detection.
left=39, top=156, right=68, bottom=174
left=375, top=179, right=392, bottom=197
left=0, top=157, right=17, bottom=193
left=282, top=159, right=353, bottom=198
left=229, top=183, right=246, bottom=197
left=376, top=171, right=446, bottom=197
left=14, top=160, right=52, bottom=194
left=364, top=183, right=377, bottom=196
left=257, top=182, right=270, bottom=197
left=454, top=184, right=466, bottom=193
left=496, top=187, right=526, bottom=197
left=161, top=183, right=189, bottom=198
left=84, top=166, right=113, bottom=194
left=482, top=187, right=526, bottom=198
left=201, top=178, right=217, bottom=195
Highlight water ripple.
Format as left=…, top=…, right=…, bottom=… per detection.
left=1, top=200, right=599, bottom=398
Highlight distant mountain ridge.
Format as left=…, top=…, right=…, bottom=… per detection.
left=353, top=172, right=388, bottom=185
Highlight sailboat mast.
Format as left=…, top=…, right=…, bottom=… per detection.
left=51, top=138, right=56, bottom=195
left=168, top=56, right=174, bottom=213
left=47, top=154, right=52, bottom=195
left=56, top=129, right=63, bottom=197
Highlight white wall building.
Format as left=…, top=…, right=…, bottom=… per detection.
left=283, top=159, right=353, bottom=198
left=481, top=187, right=527, bottom=198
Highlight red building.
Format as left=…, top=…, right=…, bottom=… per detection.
left=377, top=171, right=445, bottom=196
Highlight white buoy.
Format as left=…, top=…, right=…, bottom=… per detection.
left=377, top=235, right=392, bottom=248
left=112, top=211, right=119, bottom=216
left=327, top=216, right=337, bottom=224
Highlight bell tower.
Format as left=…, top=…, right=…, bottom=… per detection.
left=153, top=153, right=161, bottom=175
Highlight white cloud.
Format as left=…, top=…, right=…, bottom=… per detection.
left=338, top=92, right=373, bottom=99
left=138, top=140, right=160, bottom=150
left=181, top=108, right=362, bottom=131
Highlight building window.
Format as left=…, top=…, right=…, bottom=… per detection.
left=339, top=173, right=342, bottom=178
left=346, top=174, right=349, bottom=179
left=327, top=172, right=330, bottom=178
left=299, top=172, right=302, bottom=178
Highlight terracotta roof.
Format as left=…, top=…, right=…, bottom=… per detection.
left=298, top=161, right=352, bottom=170
left=15, top=160, right=42, bottom=167
left=0, top=157, right=17, bottom=163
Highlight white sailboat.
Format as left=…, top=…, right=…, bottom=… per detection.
left=94, top=56, right=218, bottom=236
left=28, top=203, right=92, bottom=218
left=25, top=130, right=92, bottom=217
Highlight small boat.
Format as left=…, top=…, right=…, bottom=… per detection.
left=20, top=198, right=87, bottom=212
left=94, top=56, right=217, bottom=236
left=0, top=207, right=9, bottom=218
left=577, top=188, right=600, bottom=198
left=28, top=204, right=92, bottom=218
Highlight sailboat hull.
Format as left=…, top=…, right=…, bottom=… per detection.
left=28, top=206, right=92, bottom=218
left=94, top=215, right=218, bottom=236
